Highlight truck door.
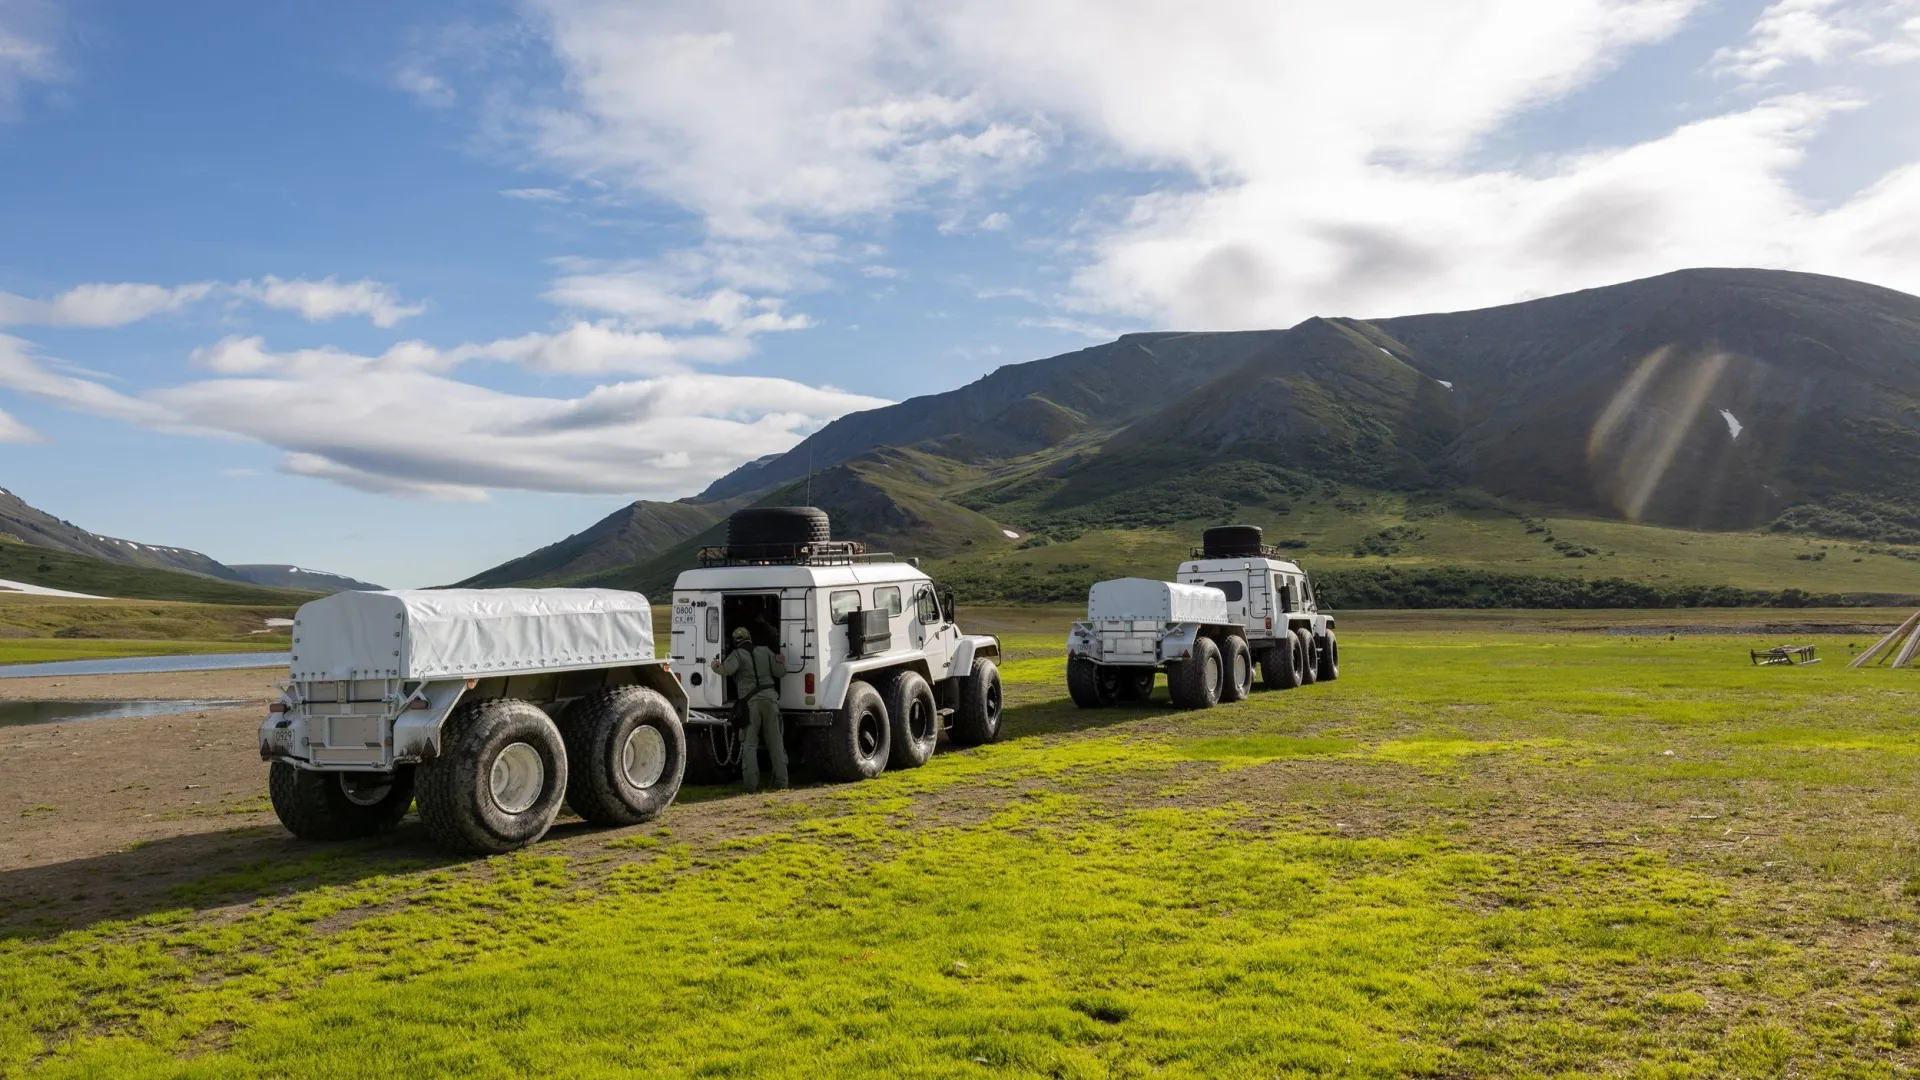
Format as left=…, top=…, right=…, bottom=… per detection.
left=673, top=591, right=728, bottom=709
left=780, top=588, right=812, bottom=707
left=913, top=583, right=960, bottom=679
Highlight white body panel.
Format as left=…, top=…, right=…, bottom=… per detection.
left=1087, top=578, right=1233, bottom=625
left=1176, top=556, right=1327, bottom=643
left=291, top=588, right=654, bottom=681
left=670, top=561, right=989, bottom=715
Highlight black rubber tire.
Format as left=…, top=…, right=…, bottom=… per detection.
left=1067, top=656, right=1110, bottom=708
left=883, top=669, right=938, bottom=769
left=1115, top=667, right=1156, bottom=703
left=1261, top=632, right=1303, bottom=690
left=268, top=762, right=413, bottom=841
left=1167, top=636, right=1222, bottom=710
left=819, top=680, right=891, bottom=781
left=1219, top=635, right=1253, bottom=703
left=560, top=686, right=686, bottom=826
left=683, top=723, right=743, bottom=785
left=1318, top=630, right=1340, bottom=682
left=728, top=506, right=831, bottom=547
left=1295, top=628, right=1319, bottom=686
left=417, top=698, right=568, bottom=855
left=1202, top=525, right=1265, bottom=557
left=950, top=657, right=1004, bottom=746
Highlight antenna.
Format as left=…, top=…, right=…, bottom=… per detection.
left=805, top=447, right=813, bottom=507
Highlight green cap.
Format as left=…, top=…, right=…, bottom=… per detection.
left=731, top=627, right=753, bottom=644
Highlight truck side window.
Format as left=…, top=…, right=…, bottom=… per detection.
left=1206, top=580, right=1243, bottom=602
left=874, top=585, right=903, bottom=616
left=1300, top=578, right=1315, bottom=608
left=830, top=589, right=862, bottom=624
left=705, top=607, right=720, bottom=643
left=916, top=587, right=940, bottom=623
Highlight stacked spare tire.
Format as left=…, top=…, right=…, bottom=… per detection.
left=725, top=506, right=833, bottom=561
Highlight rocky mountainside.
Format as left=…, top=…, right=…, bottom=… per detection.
left=461, top=268, right=1920, bottom=595
left=227, top=565, right=385, bottom=592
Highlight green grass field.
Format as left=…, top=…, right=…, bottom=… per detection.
left=0, top=596, right=296, bottom=660
left=933, top=493, right=1920, bottom=602
left=0, top=639, right=282, bottom=665
left=5, top=628, right=1920, bottom=1076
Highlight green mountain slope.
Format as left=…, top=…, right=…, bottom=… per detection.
left=0, top=541, right=322, bottom=604
left=465, top=268, right=1920, bottom=606
left=455, top=500, right=728, bottom=588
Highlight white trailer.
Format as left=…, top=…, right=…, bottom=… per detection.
left=1065, top=578, right=1253, bottom=709
left=259, top=588, right=687, bottom=855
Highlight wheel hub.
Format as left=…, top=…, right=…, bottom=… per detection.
left=858, top=710, right=883, bottom=757
left=910, top=698, right=934, bottom=740
left=337, top=773, right=393, bottom=807
left=622, top=724, right=668, bottom=789
left=490, top=741, right=545, bottom=814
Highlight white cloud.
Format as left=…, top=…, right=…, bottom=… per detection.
left=497, top=0, right=1920, bottom=335
left=0, top=277, right=424, bottom=329
left=979, top=211, right=1011, bottom=231
left=1712, top=0, right=1873, bottom=80
left=0, top=332, right=892, bottom=501
left=0, top=402, right=39, bottom=443
left=501, top=187, right=569, bottom=202
left=396, top=63, right=456, bottom=108
left=0, top=0, right=62, bottom=120
left=231, top=275, right=425, bottom=328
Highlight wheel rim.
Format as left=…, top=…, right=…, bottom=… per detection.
left=622, top=724, right=668, bottom=789
left=337, top=773, right=393, bottom=807
left=985, top=678, right=1002, bottom=723
left=1204, top=651, right=1221, bottom=696
left=858, top=709, right=884, bottom=758
left=489, top=741, right=545, bottom=814
left=910, top=698, right=934, bottom=741
left=1234, top=651, right=1248, bottom=692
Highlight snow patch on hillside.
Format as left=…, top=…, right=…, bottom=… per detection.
left=1719, top=409, right=1743, bottom=439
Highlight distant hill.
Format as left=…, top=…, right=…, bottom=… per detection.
left=0, top=541, right=320, bottom=605
left=228, top=565, right=384, bottom=592
left=0, top=486, right=374, bottom=598
left=464, top=268, right=1920, bottom=605
left=454, top=500, right=729, bottom=588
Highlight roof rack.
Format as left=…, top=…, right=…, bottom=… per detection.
left=1188, top=545, right=1297, bottom=560
left=695, top=541, right=903, bottom=568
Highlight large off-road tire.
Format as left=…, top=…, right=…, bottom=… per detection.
left=1167, top=636, right=1223, bottom=710
left=683, top=723, right=743, bottom=785
left=1318, top=630, right=1340, bottom=682
left=1201, top=525, right=1265, bottom=558
left=1261, top=632, right=1303, bottom=690
left=883, top=669, right=938, bottom=770
left=1067, top=656, right=1110, bottom=709
left=268, top=763, right=414, bottom=841
left=1295, top=628, right=1319, bottom=686
left=819, top=680, right=891, bottom=781
left=950, top=657, right=1004, bottom=746
left=1115, top=667, right=1156, bottom=703
left=560, top=686, right=685, bottom=827
left=1219, top=634, right=1253, bottom=703
left=726, top=507, right=832, bottom=559
left=417, top=698, right=568, bottom=855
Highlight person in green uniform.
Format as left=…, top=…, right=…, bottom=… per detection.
left=712, top=626, right=789, bottom=792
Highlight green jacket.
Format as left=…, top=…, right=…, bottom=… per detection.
left=719, top=645, right=787, bottom=702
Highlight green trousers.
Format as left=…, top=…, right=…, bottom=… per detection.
left=741, top=692, right=788, bottom=792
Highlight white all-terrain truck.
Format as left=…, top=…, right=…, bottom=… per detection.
left=260, top=588, right=687, bottom=855
left=1066, top=525, right=1339, bottom=710
left=670, top=507, right=1004, bottom=782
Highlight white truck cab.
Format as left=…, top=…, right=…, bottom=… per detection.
left=669, top=507, right=1004, bottom=783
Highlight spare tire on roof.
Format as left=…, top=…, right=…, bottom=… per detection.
left=1202, top=525, right=1265, bottom=558
left=728, top=506, right=832, bottom=549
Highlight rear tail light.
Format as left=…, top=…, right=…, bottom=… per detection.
left=1265, top=616, right=1273, bottom=630
left=268, top=702, right=288, bottom=713
left=804, top=672, right=815, bottom=694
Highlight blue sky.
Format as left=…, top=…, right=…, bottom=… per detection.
left=0, top=0, right=1916, bottom=587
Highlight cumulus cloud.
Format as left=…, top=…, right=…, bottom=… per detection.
left=230, top=276, right=425, bottom=328
left=0, top=333, right=891, bottom=501
left=498, top=0, right=1920, bottom=333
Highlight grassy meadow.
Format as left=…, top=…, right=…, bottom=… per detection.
left=0, top=596, right=296, bottom=664
left=5, top=623, right=1920, bottom=1076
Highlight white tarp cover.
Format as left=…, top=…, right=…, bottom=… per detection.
left=1087, top=578, right=1230, bottom=625
left=290, top=588, right=654, bottom=681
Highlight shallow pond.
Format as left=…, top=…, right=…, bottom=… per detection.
left=0, top=652, right=290, bottom=680
left=0, top=699, right=245, bottom=728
